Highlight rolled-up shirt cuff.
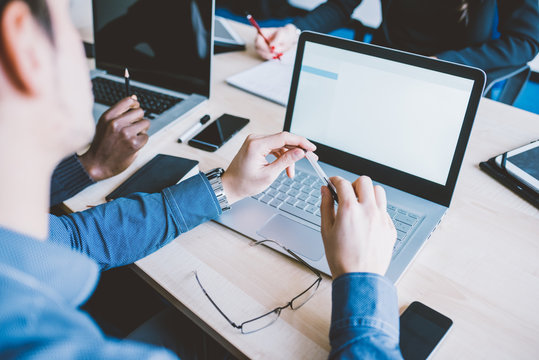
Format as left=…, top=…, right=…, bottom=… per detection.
left=50, top=155, right=95, bottom=206
left=162, top=172, right=222, bottom=233
left=330, top=273, right=399, bottom=341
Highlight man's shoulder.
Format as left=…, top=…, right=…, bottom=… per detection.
left=0, top=268, right=176, bottom=359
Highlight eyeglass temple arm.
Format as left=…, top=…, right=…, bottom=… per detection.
left=193, top=271, right=242, bottom=330
left=253, top=240, right=322, bottom=278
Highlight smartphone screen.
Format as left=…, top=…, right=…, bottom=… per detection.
left=189, top=114, right=249, bottom=152
left=400, top=302, right=453, bottom=360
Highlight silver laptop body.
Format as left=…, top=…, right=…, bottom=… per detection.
left=217, top=32, right=485, bottom=283
left=91, top=0, right=215, bottom=136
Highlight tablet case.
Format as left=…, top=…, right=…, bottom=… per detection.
left=479, top=157, right=539, bottom=210
left=106, top=154, right=199, bottom=201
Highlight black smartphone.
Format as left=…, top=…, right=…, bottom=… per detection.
left=399, top=301, right=453, bottom=360
left=188, top=114, right=249, bottom=152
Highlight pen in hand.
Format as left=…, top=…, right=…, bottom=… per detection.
left=246, top=13, right=283, bottom=60
left=124, top=67, right=130, bottom=97
left=304, top=151, right=339, bottom=203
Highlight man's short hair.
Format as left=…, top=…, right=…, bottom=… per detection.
left=0, top=0, right=53, bottom=41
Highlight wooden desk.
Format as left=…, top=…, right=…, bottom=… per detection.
left=68, top=22, right=539, bottom=359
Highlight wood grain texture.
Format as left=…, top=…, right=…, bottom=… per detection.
left=68, top=21, right=539, bottom=359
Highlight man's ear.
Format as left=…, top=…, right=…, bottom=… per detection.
left=0, top=1, right=51, bottom=95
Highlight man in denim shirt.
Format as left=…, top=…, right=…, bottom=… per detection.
left=0, top=0, right=402, bottom=358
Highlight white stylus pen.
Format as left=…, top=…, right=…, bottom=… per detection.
left=177, top=115, right=211, bottom=143
left=304, top=151, right=339, bottom=203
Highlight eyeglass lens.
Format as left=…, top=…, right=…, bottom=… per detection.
left=241, top=308, right=282, bottom=334
left=291, top=278, right=321, bottom=310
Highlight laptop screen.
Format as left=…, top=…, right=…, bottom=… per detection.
left=93, top=0, right=213, bottom=97
left=289, top=41, right=475, bottom=187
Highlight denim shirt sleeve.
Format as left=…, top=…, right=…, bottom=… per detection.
left=329, top=273, right=403, bottom=360
left=50, top=154, right=95, bottom=207
left=48, top=172, right=221, bottom=270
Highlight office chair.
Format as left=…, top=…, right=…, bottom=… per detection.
left=483, top=65, right=531, bottom=105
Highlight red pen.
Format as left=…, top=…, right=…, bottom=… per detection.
left=246, top=13, right=283, bottom=60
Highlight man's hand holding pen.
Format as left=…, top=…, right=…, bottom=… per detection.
left=221, top=132, right=316, bottom=205
left=79, top=96, right=150, bottom=181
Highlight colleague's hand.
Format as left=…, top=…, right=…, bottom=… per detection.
left=255, top=24, right=299, bottom=60
left=221, top=132, right=316, bottom=204
left=320, top=176, right=397, bottom=278
left=78, top=96, right=150, bottom=181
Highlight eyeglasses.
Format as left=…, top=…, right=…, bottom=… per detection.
left=193, top=239, right=322, bottom=334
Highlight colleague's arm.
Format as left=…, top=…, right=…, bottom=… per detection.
left=255, top=0, right=361, bottom=59
left=293, top=0, right=361, bottom=33
left=320, top=176, right=403, bottom=359
left=436, top=0, right=539, bottom=72
left=78, top=96, right=150, bottom=182
left=50, top=97, right=150, bottom=206
left=50, top=155, right=95, bottom=207
left=49, top=132, right=315, bottom=270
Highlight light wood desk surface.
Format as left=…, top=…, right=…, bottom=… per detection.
left=68, top=22, right=539, bottom=359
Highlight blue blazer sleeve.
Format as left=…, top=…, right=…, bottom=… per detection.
left=292, top=0, right=539, bottom=74
left=293, top=0, right=362, bottom=33
left=48, top=172, right=222, bottom=270
left=436, top=0, right=539, bottom=72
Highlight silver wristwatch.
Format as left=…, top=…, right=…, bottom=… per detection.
left=205, top=168, right=230, bottom=212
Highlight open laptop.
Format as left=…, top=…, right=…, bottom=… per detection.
left=216, top=31, right=485, bottom=282
left=214, top=16, right=245, bottom=51
left=91, top=0, right=214, bottom=136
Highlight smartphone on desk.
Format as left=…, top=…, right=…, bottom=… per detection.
left=400, top=301, right=453, bottom=360
left=188, top=114, right=249, bottom=152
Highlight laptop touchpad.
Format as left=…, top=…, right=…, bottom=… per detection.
left=257, top=215, right=324, bottom=262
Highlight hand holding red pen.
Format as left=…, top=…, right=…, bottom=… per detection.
left=254, top=24, right=300, bottom=60
left=249, top=16, right=300, bottom=61
left=247, top=14, right=283, bottom=60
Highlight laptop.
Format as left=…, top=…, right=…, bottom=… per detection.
left=214, top=16, right=245, bottom=52
left=91, top=0, right=214, bottom=136
left=216, top=31, right=485, bottom=282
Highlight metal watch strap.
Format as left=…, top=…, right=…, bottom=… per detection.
left=205, top=168, right=230, bottom=212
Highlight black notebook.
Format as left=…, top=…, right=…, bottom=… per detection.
left=106, top=154, right=199, bottom=201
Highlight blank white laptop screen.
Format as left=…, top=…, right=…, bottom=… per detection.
left=290, top=42, right=475, bottom=186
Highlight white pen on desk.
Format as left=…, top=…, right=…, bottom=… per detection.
left=178, top=115, right=211, bottom=143
left=304, top=151, right=339, bottom=203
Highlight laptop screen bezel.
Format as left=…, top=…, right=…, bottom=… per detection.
left=283, top=31, right=485, bottom=208
left=91, top=0, right=213, bottom=98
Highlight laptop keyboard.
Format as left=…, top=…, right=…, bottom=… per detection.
left=252, top=170, right=421, bottom=255
left=92, top=77, right=183, bottom=116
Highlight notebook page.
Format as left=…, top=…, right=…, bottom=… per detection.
left=226, top=51, right=295, bottom=106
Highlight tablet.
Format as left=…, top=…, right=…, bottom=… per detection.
left=495, top=140, right=539, bottom=193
